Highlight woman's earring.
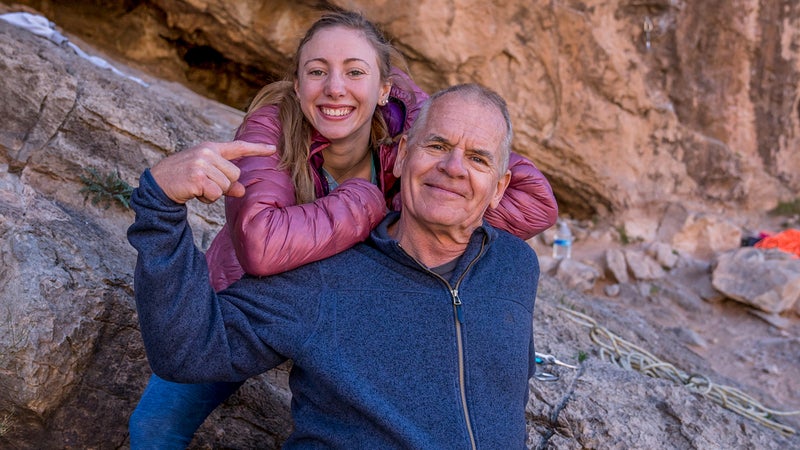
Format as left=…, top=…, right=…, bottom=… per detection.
left=380, top=98, right=388, bottom=106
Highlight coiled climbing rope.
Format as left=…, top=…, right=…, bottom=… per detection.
left=557, top=306, right=800, bottom=436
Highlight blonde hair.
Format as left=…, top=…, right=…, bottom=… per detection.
left=241, top=10, right=407, bottom=204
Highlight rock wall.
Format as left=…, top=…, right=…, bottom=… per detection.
left=0, top=15, right=294, bottom=447
left=5, top=0, right=800, bottom=221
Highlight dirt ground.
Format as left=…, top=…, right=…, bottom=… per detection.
left=528, top=222, right=800, bottom=436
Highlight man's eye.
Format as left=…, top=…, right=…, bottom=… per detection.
left=471, top=156, right=488, bottom=165
left=468, top=154, right=493, bottom=167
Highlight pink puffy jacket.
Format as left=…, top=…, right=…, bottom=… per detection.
left=206, top=71, right=558, bottom=291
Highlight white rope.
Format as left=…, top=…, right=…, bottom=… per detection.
left=557, top=306, right=800, bottom=436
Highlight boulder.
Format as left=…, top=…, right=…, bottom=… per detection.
left=648, top=241, right=679, bottom=270
left=712, top=248, right=800, bottom=314
left=605, top=248, right=629, bottom=284
left=555, top=258, right=602, bottom=292
left=672, top=214, right=743, bottom=260
left=0, top=18, right=291, bottom=447
left=625, top=249, right=667, bottom=281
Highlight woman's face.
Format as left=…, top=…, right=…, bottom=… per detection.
left=295, top=26, right=391, bottom=147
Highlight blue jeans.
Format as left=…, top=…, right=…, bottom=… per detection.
left=129, top=373, right=244, bottom=449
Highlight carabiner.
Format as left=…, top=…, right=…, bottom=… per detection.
left=535, top=371, right=560, bottom=382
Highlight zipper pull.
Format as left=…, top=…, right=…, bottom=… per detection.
left=452, top=288, right=464, bottom=323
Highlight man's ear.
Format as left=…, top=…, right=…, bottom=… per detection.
left=393, top=135, right=409, bottom=178
left=489, top=170, right=512, bottom=209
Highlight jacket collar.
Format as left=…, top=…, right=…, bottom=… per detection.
left=309, top=129, right=330, bottom=158
left=369, top=212, right=497, bottom=274
left=307, top=127, right=395, bottom=199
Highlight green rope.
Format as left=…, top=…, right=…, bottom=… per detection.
left=557, top=306, right=800, bottom=436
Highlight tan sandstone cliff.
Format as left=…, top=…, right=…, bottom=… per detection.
left=7, top=0, right=800, bottom=224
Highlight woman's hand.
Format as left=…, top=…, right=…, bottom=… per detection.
left=151, top=140, right=276, bottom=204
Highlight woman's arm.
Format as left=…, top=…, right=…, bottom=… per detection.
left=225, top=154, right=385, bottom=277
left=205, top=105, right=386, bottom=289
left=483, top=152, right=559, bottom=240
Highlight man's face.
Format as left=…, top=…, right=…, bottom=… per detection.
left=393, top=94, right=511, bottom=235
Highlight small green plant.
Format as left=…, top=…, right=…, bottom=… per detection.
left=577, top=350, right=588, bottom=363
left=769, top=198, right=800, bottom=216
left=79, top=167, right=133, bottom=209
left=616, top=225, right=630, bottom=245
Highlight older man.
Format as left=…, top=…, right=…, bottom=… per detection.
left=128, top=83, right=540, bottom=448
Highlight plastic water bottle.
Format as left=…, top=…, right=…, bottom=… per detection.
left=552, top=221, right=572, bottom=259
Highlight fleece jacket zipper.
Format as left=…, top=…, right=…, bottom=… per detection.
left=448, top=235, right=487, bottom=450
left=398, top=235, right=488, bottom=450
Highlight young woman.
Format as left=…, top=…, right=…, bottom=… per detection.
left=129, top=10, right=557, bottom=448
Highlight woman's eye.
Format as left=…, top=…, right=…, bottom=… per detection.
left=348, top=69, right=366, bottom=77
left=308, top=69, right=325, bottom=77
